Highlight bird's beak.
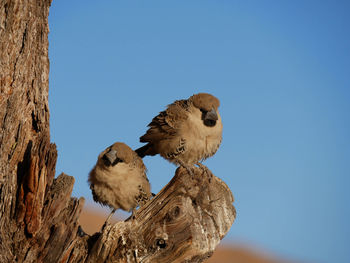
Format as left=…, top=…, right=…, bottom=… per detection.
left=203, top=108, right=218, bottom=127
left=205, top=108, right=218, bottom=121
left=103, top=149, right=117, bottom=166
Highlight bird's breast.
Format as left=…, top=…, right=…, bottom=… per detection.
left=177, top=111, right=222, bottom=163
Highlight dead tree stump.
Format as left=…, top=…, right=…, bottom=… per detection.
left=83, top=167, right=235, bottom=263
left=0, top=0, right=236, bottom=262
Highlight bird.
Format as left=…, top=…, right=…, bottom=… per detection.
left=135, top=93, right=222, bottom=173
left=88, top=142, right=152, bottom=225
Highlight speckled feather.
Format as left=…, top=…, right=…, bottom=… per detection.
left=140, top=99, right=189, bottom=142
left=137, top=93, right=223, bottom=165
left=88, top=142, right=151, bottom=212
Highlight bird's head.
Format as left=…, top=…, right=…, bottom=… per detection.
left=100, top=142, right=134, bottom=167
left=190, top=93, right=220, bottom=127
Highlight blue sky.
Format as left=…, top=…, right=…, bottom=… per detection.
left=48, top=1, right=350, bottom=262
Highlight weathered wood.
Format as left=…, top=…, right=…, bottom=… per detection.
left=84, top=167, right=236, bottom=263
left=57, top=167, right=236, bottom=263
left=0, top=0, right=236, bottom=262
left=0, top=0, right=84, bottom=262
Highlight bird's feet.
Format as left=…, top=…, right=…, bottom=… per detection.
left=101, top=209, right=116, bottom=231
left=196, top=162, right=207, bottom=172
left=150, top=192, right=156, bottom=200
left=131, top=208, right=137, bottom=220
left=77, top=225, right=87, bottom=237
left=124, top=208, right=139, bottom=222
left=175, top=158, right=195, bottom=177
left=196, top=162, right=212, bottom=181
left=183, top=164, right=195, bottom=177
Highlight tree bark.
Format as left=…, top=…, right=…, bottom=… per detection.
left=0, top=0, right=236, bottom=262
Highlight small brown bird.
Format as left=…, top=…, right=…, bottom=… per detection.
left=89, top=142, right=151, bottom=224
left=135, top=93, right=222, bottom=171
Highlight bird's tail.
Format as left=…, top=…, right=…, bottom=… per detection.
left=135, top=144, right=150, bottom=158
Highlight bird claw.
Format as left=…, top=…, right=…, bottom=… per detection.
left=196, top=162, right=212, bottom=181
left=150, top=192, right=156, bottom=200
left=184, top=165, right=195, bottom=177
left=180, top=164, right=195, bottom=178
left=101, top=221, right=108, bottom=231
left=101, top=209, right=116, bottom=231
left=131, top=208, right=137, bottom=220
left=77, top=225, right=87, bottom=237
left=196, top=162, right=208, bottom=173
left=175, top=158, right=195, bottom=177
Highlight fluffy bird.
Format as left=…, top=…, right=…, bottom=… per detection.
left=89, top=142, right=151, bottom=224
left=135, top=93, right=222, bottom=170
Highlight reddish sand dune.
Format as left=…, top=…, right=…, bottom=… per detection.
left=79, top=207, right=117, bottom=234
left=206, top=246, right=286, bottom=263
left=79, top=207, right=289, bottom=263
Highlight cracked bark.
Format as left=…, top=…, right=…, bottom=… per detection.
left=0, top=0, right=236, bottom=262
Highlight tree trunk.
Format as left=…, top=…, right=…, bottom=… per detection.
left=0, top=1, right=236, bottom=262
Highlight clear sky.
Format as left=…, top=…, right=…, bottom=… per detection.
left=48, top=1, right=350, bottom=262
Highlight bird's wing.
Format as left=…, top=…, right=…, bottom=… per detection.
left=140, top=99, right=189, bottom=143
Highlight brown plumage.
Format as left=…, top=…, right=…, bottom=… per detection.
left=89, top=142, right=151, bottom=223
left=135, top=93, right=223, bottom=168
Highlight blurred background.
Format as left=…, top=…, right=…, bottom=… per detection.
left=48, top=1, right=350, bottom=262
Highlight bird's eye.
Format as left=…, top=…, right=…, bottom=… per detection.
left=200, top=109, right=207, bottom=121
left=102, top=155, right=123, bottom=166
left=112, top=157, right=123, bottom=166
left=102, top=154, right=112, bottom=166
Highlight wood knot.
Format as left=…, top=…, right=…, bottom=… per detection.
left=156, top=239, right=167, bottom=249
left=173, top=206, right=180, bottom=217
left=165, top=206, right=181, bottom=222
